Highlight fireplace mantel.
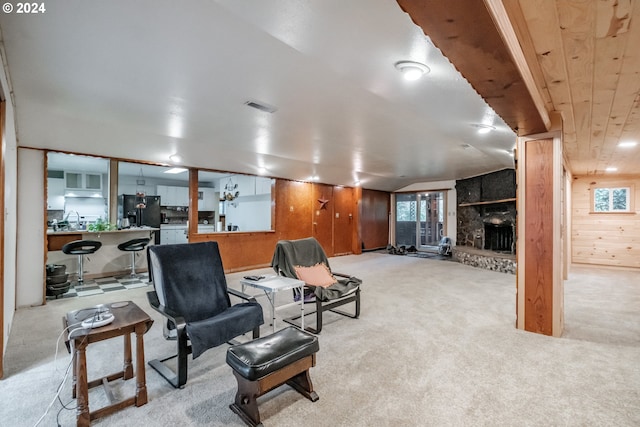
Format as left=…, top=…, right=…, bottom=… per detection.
left=458, top=197, right=516, bottom=207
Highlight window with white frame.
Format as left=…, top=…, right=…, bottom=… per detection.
left=593, top=186, right=631, bottom=212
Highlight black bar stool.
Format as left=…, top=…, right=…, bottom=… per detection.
left=61, top=240, right=102, bottom=286
left=117, top=238, right=151, bottom=278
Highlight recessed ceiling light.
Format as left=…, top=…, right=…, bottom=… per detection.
left=394, top=61, right=430, bottom=81
left=618, top=141, right=637, bottom=148
left=164, top=167, right=188, bottom=174
left=169, top=154, right=183, bottom=163
left=605, top=167, right=618, bottom=172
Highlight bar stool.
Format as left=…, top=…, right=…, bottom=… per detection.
left=117, top=238, right=151, bottom=278
left=62, top=240, right=102, bottom=286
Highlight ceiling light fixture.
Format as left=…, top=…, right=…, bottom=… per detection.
left=394, top=60, right=430, bottom=81
left=618, top=141, right=637, bottom=148
left=473, top=124, right=496, bottom=134
left=164, top=167, right=188, bottom=174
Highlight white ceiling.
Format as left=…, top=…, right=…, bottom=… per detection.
left=0, top=0, right=517, bottom=192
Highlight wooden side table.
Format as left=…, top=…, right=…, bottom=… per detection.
left=63, top=301, right=154, bottom=426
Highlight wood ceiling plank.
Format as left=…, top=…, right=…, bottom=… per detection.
left=597, top=1, right=640, bottom=172
left=589, top=0, right=638, bottom=173
left=501, top=0, right=554, bottom=113
left=516, top=1, right=579, bottom=160
left=515, top=0, right=639, bottom=177
left=596, top=0, right=631, bottom=38
left=556, top=0, right=595, bottom=173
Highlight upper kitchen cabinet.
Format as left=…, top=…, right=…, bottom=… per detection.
left=219, top=174, right=273, bottom=197
left=156, top=185, right=189, bottom=206
left=47, top=152, right=110, bottom=221
left=199, top=187, right=217, bottom=211
left=64, top=171, right=103, bottom=191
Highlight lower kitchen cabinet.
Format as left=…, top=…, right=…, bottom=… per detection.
left=160, top=225, right=188, bottom=244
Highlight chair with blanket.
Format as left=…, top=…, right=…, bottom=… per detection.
left=146, top=241, right=264, bottom=388
left=271, top=237, right=361, bottom=334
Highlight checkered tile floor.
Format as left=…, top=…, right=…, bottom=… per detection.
left=46, top=273, right=151, bottom=300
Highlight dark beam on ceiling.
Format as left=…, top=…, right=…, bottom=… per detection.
left=396, top=0, right=547, bottom=136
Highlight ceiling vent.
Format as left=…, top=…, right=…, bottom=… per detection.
left=244, top=100, right=277, bottom=114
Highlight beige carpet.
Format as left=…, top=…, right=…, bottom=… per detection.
left=1, top=253, right=639, bottom=426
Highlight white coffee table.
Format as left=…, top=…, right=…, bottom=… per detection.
left=240, top=275, right=305, bottom=332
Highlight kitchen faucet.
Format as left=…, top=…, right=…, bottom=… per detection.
left=64, top=210, right=81, bottom=229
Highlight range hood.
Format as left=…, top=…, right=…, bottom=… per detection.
left=64, top=189, right=104, bottom=198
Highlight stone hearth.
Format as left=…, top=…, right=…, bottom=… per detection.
left=452, top=246, right=516, bottom=275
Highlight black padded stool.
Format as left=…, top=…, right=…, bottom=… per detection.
left=61, top=240, right=102, bottom=286
left=117, top=238, right=151, bottom=278
left=226, top=327, right=319, bottom=427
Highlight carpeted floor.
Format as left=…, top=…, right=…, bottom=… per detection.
left=370, top=248, right=451, bottom=260
left=2, top=253, right=639, bottom=426
left=405, top=251, right=450, bottom=260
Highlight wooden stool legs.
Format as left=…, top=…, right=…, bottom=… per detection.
left=229, top=354, right=318, bottom=427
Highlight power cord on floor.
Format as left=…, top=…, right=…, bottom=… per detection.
left=33, top=310, right=100, bottom=427
left=33, top=335, right=75, bottom=427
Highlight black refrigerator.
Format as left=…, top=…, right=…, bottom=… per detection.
left=117, top=194, right=162, bottom=243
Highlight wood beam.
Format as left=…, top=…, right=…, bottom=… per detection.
left=396, top=0, right=548, bottom=135
left=484, top=0, right=551, bottom=130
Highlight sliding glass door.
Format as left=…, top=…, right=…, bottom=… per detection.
left=395, top=191, right=445, bottom=250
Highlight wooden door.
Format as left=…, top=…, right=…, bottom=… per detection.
left=312, top=184, right=333, bottom=256
left=333, top=186, right=354, bottom=255
left=275, top=180, right=313, bottom=240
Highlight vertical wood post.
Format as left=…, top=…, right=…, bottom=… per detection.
left=516, top=125, right=564, bottom=336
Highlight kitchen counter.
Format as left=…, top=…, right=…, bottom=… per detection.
left=47, top=228, right=159, bottom=279
left=47, top=226, right=159, bottom=235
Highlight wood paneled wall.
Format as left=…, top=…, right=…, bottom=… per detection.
left=190, top=179, right=389, bottom=272
left=571, top=175, right=640, bottom=268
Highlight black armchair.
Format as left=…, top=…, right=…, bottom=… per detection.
left=271, top=237, right=361, bottom=334
left=146, top=241, right=264, bottom=388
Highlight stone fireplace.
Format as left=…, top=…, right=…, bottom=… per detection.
left=454, top=169, right=517, bottom=274
left=483, top=212, right=514, bottom=253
